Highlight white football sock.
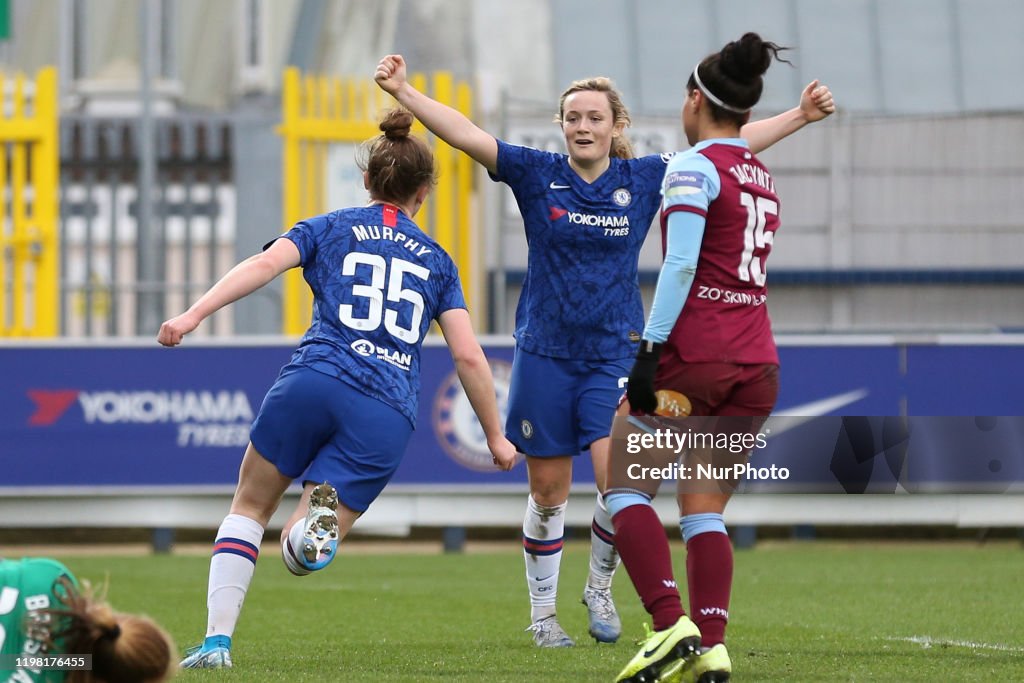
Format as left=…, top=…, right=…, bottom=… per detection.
left=522, top=495, right=567, bottom=623
left=206, top=513, right=264, bottom=638
left=281, top=518, right=313, bottom=576
left=587, top=492, right=619, bottom=590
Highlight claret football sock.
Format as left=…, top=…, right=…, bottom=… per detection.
left=611, top=502, right=684, bottom=631
left=683, top=522, right=733, bottom=648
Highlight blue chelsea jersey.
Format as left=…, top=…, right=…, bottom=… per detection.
left=273, top=204, right=466, bottom=426
left=492, top=140, right=670, bottom=360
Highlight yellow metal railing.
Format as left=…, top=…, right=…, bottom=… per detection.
left=0, top=67, right=59, bottom=337
left=278, top=67, right=476, bottom=336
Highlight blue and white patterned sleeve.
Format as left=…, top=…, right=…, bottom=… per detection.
left=265, top=213, right=328, bottom=267
left=435, top=257, right=468, bottom=319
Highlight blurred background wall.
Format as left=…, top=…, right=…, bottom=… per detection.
left=1, top=0, right=1022, bottom=338
left=8, top=0, right=1022, bottom=114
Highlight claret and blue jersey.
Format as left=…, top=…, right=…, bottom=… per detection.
left=272, top=203, right=466, bottom=426
left=491, top=140, right=671, bottom=360
left=653, top=138, right=781, bottom=365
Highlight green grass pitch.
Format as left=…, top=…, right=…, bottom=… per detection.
left=48, top=542, right=1024, bottom=681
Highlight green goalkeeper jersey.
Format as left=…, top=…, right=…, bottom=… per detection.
left=0, top=559, right=79, bottom=683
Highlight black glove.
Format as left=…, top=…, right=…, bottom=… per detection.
left=626, top=340, right=662, bottom=414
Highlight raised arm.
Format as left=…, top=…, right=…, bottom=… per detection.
left=437, top=308, right=517, bottom=470
left=375, top=54, right=499, bottom=174
left=157, top=238, right=301, bottom=347
left=740, top=80, right=835, bottom=154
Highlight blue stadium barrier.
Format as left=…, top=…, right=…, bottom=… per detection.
left=1, top=335, right=1022, bottom=540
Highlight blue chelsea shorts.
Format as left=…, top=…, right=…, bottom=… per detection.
left=504, top=348, right=632, bottom=456
left=250, top=365, right=413, bottom=512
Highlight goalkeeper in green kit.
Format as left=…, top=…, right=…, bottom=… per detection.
left=1, top=558, right=174, bottom=683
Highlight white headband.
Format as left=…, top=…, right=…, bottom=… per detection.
left=692, top=65, right=751, bottom=114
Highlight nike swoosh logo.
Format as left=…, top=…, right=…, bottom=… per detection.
left=549, top=182, right=571, bottom=190
left=764, top=389, right=869, bottom=434
left=642, top=631, right=673, bottom=658
left=533, top=573, right=556, bottom=582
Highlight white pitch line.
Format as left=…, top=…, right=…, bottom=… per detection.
left=886, top=636, right=1024, bottom=653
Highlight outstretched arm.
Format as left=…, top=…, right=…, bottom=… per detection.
left=375, top=54, right=499, bottom=174
left=157, top=238, right=301, bottom=346
left=740, top=80, right=836, bottom=154
left=626, top=210, right=706, bottom=414
left=438, top=308, right=517, bottom=470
